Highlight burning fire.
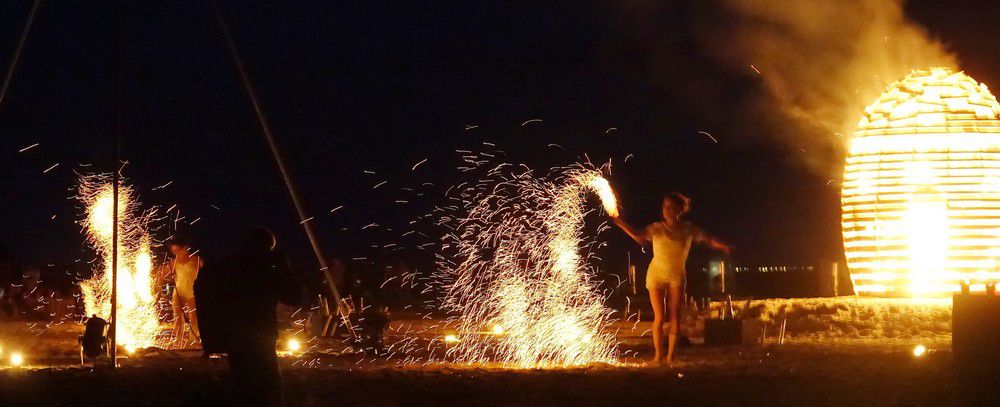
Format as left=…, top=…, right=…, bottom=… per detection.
left=842, top=68, right=1000, bottom=296
left=78, top=175, right=163, bottom=350
left=437, top=166, right=619, bottom=367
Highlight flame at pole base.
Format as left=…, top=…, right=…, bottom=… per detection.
left=842, top=68, right=1000, bottom=296
left=437, top=167, right=620, bottom=367
left=78, top=175, right=162, bottom=350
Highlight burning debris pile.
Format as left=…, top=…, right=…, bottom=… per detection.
left=435, top=166, right=620, bottom=367
left=77, top=174, right=163, bottom=351
left=842, top=68, right=1000, bottom=296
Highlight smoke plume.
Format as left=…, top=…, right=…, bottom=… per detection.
left=611, top=0, right=957, bottom=176
left=715, top=0, right=955, bottom=170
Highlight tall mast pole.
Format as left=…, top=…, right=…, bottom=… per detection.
left=0, top=0, right=42, bottom=117
left=109, top=0, right=123, bottom=368
left=210, top=0, right=356, bottom=340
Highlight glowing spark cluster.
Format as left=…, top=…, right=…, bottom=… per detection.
left=78, top=174, right=163, bottom=350
left=843, top=68, right=1000, bottom=296
left=436, top=165, right=620, bottom=367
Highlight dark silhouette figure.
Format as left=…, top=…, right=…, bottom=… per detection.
left=195, top=228, right=304, bottom=406
left=79, top=315, right=108, bottom=366
left=359, top=305, right=390, bottom=356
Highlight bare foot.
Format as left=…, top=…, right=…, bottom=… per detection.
left=646, top=357, right=664, bottom=367
left=664, top=357, right=687, bottom=368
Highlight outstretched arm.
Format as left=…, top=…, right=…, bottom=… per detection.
left=612, top=216, right=650, bottom=246
left=693, top=226, right=732, bottom=255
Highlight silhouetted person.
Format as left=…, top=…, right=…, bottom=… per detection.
left=195, top=228, right=304, bottom=406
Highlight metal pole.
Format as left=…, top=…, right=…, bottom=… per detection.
left=109, top=0, right=123, bottom=368
left=0, top=0, right=42, bottom=117
left=719, top=259, right=726, bottom=294
left=209, top=0, right=356, bottom=340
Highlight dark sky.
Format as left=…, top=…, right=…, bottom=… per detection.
left=0, top=1, right=997, bottom=269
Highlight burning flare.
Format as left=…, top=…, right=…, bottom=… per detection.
left=78, top=174, right=163, bottom=350
left=587, top=176, right=619, bottom=218
left=437, top=166, right=620, bottom=367
left=842, top=68, right=1000, bottom=296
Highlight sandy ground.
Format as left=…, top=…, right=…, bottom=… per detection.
left=0, top=343, right=960, bottom=406
left=0, top=298, right=981, bottom=405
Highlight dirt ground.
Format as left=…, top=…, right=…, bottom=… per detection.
left=0, top=298, right=987, bottom=406
left=0, top=339, right=968, bottom=406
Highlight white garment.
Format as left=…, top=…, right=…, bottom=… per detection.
left=173, top=256, right=200, bottom=299
left=645, top=221, right=696, bottom=289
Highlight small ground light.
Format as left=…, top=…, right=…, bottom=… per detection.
left=492, top=325, right=504, bottom=334
left=10, top=352, right=24, bottom=367
left=287, top=338, right=302, bottom=352
left=444, top=334, right=459, bottom=343
left=913, top=344, right=927, bottom=357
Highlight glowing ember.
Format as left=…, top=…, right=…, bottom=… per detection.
left=78, top=174, right=163, bottom=351
left=287, top=338, right=302, bottom=352
left=9, top=352, right=24, bottom=367
left=436, top=166, right=619, bottom=367
left=912, top=344, right=927, bottom=357
left=843, top=68, right=1000, bottom=296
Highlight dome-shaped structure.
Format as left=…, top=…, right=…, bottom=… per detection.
left=842, top=68, right=1000, bottom=296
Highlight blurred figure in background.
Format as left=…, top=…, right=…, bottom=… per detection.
left=16, top=266, right=42, bottom=320
left=0, top=242, right=16, bottom=318
left=161, top=235, right=202, bottom=345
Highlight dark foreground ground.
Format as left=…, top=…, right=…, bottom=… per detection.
left=2, top=298, right=989, bottom=405
left=1, top=343, right=974, bottom=406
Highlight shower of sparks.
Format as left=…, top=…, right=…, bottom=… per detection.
left=434, top=164, right=620, bottom=367
left=77, top=174, right=164, bottom=351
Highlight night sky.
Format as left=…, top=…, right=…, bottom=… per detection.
left=0, top=1, right=997, bottom=270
